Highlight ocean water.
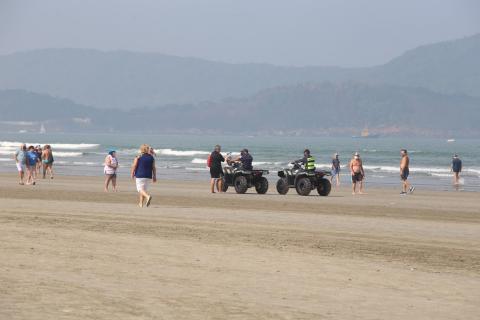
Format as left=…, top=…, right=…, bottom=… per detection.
left=1, top=133, right=479, bottom=191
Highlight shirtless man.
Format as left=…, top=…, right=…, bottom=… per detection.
left=349, top=152, right=365, bottom=195
left=400, top=149, right=415, bottom=195
left=42, top=145, right=54, bottom=179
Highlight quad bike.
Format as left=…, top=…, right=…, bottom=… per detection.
left=276, top=161, right=331, bottom=196
left=222, top=157, right=269, bottom=194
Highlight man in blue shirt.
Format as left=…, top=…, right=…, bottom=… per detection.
left=26, top=145, right=39, bottom=185
left=232, top=149, right=253, bottom=171
left=451, top=154, right=462, bottom=186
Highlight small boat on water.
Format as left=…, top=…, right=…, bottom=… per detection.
left=447, top=138, right=455, bottom=143
left=352, top=127, right=380, bottom=139
left=40, top=123, right=46, bottom=134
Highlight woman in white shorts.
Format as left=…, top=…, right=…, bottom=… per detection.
left=131, top=144, right=157, bottom=207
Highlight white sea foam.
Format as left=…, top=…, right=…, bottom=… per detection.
left=53, top=152, right=83, bottom=158
left=0, top=157, right=12, bottom=162
left=158, top=148, right=209, bottom=156
left=191, top=158, right=207, bottom=164
left=0, top=141, right=99, bottom=150
left=186, top=167, right=209, bottom=171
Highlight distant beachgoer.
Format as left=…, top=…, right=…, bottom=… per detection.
left=131, top=144, right=156, bottom=207
left=14, top=144, right=27, bottom=185
left=451, top=154, right=462, bottom=186
left=400, top=149, right=414, bottom=195
left=330, top=153, right=341, bottom=187
left=349, top=152, right=365, bottom=195
left=26, top=145, right=39, bottom=185
left=42, top=145, right=54, bottom=179
left=34, top=145, right=42, bottom=174
left=209, top=145, right=225, bottom=193
left=104, top=150, right=119, bottom=192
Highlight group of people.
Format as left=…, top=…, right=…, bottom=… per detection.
left=103, top=144, right=157, bottom=208
left=14, top=144, right=54, bottom=185
left=207, top=146, right=431, bottom=196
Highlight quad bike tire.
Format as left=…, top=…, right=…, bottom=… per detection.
left=255, top=177, right=269, bottom=194
left=276, top=178, right=289, bottom=195
left=317, top=178, right=332, bottom=196
left=234, top=175, right=248, bottom=194
left=221, top=177, right=229, bottom=192
left=295, top=177, right=312, bottom=196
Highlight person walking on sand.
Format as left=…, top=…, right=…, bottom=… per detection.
left=400, top=149, right=415, bottom=195
left=330, top=153, right=341, bottom=187
left=35, top=145, right=42, bottom=175
left=131, top=144, right=156, bottom=207
left=208, top=145, right=225, bottom=193
left=26, top=145, right=39, bottom=185
left=349, top=152, right=365, bottom=195
left=42, top=145, right=54, bottom=179
left=104, top=150, right=119, bottom=192
left=451, top=154, right=462, bottom=186
left=14, top=143, right=27, bottom=185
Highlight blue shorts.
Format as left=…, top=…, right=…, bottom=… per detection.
left=332, top=168, right=340, bottom=175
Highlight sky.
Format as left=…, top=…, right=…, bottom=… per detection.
left=0, top=0, right=479, bottom=67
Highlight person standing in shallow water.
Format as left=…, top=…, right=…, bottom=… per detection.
left=451, top=154, right=462, bottom=186
left=104, top=150, right=119, bottom=192
left=131, top=144, right=156, bottom=208
left=209, top=145, right=225, bottom=193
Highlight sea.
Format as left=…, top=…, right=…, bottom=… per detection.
left=1, top=132, right=479, bottom=191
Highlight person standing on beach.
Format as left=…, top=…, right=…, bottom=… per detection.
left=131, top=144, right=156, bottom=207
left=104, top=150, right=119, bottom=192
left=35, top=145, right=42, bottom=175
left=400, top=149, right=415, bottom=195
left=209, top=145, right=225, bottom=193
left=330, top=153, right=341, bottom=187
left=26, top=145, right=39, bottom=185
left=451, top=154, right=462, bottom=186
left=42, top=145, right=54, bottom=179
left=349, top=152, right=365, bottom=195
left=14, top=144, right=27, bottom=185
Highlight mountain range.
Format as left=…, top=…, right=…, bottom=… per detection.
left=0, top=33, right=479, bottom=136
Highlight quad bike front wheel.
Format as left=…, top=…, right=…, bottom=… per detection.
left=255, top=177, right=269, bottom=194
left=295, top=177, right=312, bottom=196
left=317, top=178, right=331, bottom=196
left=221, top=177, right=229, bottom=192
left=276, top=178, right=289, bottom=195
left=234, top=175, right=248, bottom=194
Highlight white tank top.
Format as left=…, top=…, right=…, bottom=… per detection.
left=104, top=155, right=118, bottom=174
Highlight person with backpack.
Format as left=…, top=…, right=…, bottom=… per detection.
left=208, top=145, right=225, bottom=193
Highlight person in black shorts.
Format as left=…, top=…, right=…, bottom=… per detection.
left=451, top=154, right=462, bottom=186
left=209, top=145, right=225, bottom=193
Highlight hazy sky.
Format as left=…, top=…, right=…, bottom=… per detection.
left=1, top=0, right=479, bottom=67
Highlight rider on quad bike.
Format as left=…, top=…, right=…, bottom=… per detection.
left=276, top=149, right=331, bottom=196
left=222, top=149, right=269, bottom=194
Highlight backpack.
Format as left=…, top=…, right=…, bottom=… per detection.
left=207, top=154, right=212, bottom=167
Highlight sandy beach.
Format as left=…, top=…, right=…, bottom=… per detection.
left=1, top=173, right=479, bottom=319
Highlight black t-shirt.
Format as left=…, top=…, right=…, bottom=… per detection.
left=210, top=151, right=225, bottom=170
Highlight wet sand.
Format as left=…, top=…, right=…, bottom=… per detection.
left=1, top=173, right=479, bottom=319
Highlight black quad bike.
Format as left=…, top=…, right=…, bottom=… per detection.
left=276, top=161, right=331, bottom=196
left=222, top=162, right=269, bottom=194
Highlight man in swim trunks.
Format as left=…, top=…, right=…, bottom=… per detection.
left=42, top=145, right=54, bottom=179
left=14, top=144, right=27, bottom=185
left=330, top=153, right=341, bottom=187
left=400, top=149, right=415, bottom=195
left=349, top=152, right=365, bottom=195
